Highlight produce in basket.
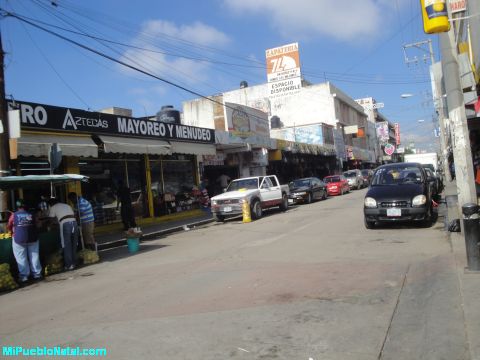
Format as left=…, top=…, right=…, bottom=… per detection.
left=0, top=263, right=18, bottom=291
left=78, top=249, right=100, bottom=265
left=44, top=250, right=64, bottom=276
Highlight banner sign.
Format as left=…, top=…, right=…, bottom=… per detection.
left=266, top=43, right=302, bottom=99
left=376, top=122, right=389, bottom=143
left=8, top=100, right=215, bottom=144
left=224, top=102, right=270, bottom=147
left=270, top=124, right=324, bottom=145
left=394, top=123, right=401, bottom=145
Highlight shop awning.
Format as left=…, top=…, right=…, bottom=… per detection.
left=170, top=141, right=216, bottom=156
left=99, top=135, right=171, bottom=155
left=0, top=174, right=89, bottom=190
left=18, top=134, right=98, bottom=158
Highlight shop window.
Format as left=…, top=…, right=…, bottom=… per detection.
left=78, top=159, right=147, bottom=226
left=150, top=155, right=198, bottom=216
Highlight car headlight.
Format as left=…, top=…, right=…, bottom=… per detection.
left=364, top=197, right=377, bottom=208
left=412, top=195, right=426, bottom=206
left=211, top=200, right=217, bottom=206
left=296, top=192, right=307, bottom=196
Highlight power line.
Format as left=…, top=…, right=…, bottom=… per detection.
left=1, top=9, right=272, bottom=122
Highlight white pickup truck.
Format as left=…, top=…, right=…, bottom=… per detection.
left=210, top=175, right=289, bottom=222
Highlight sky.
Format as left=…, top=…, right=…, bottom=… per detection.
left=1, top=0, right=440, bottom=151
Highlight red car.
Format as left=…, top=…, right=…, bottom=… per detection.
left=324, top=175, right=350, bottom=196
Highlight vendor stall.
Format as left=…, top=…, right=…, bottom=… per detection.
left=0, top=174, right=90, bottom=286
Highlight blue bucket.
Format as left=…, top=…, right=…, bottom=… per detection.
left=127, top=238, right=140, bottom=253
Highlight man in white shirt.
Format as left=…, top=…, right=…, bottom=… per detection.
left=217, top=174, right=231, bottom=189
left=47, top=198, right=79, bottom=270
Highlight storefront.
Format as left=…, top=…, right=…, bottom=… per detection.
left=8, top=100, right=216, bottom=227
left=268, top=139, right=337, bottom=183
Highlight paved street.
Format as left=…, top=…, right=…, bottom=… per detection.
left=0, top=189, right=468, bottom=359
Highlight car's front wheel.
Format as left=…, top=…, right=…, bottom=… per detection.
left=364, top=217, right=375, bottom=229
left=251, top=199, right=263, bottom=219
left=213, top=214, right=225, bottom=222
left=279, top=193, right=288, bottom=211
left=306, top=192, right=313, bottom=204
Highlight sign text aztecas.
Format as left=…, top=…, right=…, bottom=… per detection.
left=10, top=101, right=214, bottom=144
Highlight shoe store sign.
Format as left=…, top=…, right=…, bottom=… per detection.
left=8, top=100, right=215, bottom=144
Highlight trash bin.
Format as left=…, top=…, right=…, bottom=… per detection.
left=126, top=238, right=140, bottom=253
left=462, top=203, right=480, bottom=271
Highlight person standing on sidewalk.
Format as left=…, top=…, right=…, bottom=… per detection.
left=7, top=199, right=42, bottom=283
left=68, top=192, right=96, bottom=251
left=47, top=198, right=79, bottom=270
left=116, top=180, right=137, bottom=231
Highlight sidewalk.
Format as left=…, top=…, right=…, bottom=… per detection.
left=95, top=208, right=214, bottom=250
left=444, top=180, right=480, bottom=360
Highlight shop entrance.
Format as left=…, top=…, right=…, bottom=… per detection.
left=202, top=165, right=239, bottom=197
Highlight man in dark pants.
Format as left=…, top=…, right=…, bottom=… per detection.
left=116, top=181, right=137, bottom=230
left=47, top=198, right=79, bottom=270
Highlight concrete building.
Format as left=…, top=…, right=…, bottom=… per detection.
left=183, top=81, right=377, bottom=182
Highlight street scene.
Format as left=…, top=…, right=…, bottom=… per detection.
left=1, top=0, right=480, bottom=359
left=0, top=188, right=472, bottom=360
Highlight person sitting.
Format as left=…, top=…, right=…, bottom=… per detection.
left=382, top=173, right=394, bottom=184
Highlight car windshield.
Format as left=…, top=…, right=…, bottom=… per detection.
left=226, top=178, right=259, bottom=191
left=372, top=165, right=423, bottom=186
left=324, top=176, right=341, bottom=183
left=361, top=170, right=369, bottom=176
left=289, top=179, right=311, bottom=188
left=344, top=172, right=357, bottom=178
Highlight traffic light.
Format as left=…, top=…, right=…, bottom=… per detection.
left=420, top=0, right=450, bottom=34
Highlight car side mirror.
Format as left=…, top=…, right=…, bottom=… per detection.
left=223, top=188, right=227, bottom=193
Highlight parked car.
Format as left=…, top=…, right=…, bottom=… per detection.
left=210, top=175, right=289, bottom=222
left=324, top=175, right=350, bottom=196
left=363, top=162, right=434, bottom=229
left=288, top=177, right=327, bottom=204
left=422, top=164, right=444, bottom=198
left=343, top=169, right=365, bottom=190
left=361, top=169, right=374, bottom=186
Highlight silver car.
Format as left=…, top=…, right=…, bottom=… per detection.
left=343, top=169, right=365, bottom=190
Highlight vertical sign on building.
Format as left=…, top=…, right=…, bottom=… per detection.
left=265, top=43, right=302, bottom=99
left=394, top=123, right=401, bottom=145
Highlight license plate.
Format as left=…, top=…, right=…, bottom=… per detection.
left=223, top=206, right=232, bottom=212
left=288, top=199, right=294, bottom=204
left=387, top=208, right=401, bottom=217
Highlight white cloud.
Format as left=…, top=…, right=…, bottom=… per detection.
left=119, top=20, right=230, bottom=84
left=223, top=0, right=403, bottom=42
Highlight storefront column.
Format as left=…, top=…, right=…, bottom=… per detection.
left=144, top=154, right=154, bottom=218
left=65, top=157, right=81, bottom=195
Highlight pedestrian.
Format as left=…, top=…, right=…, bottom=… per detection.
left=116, top=180, right=137, bottom=230
left=7, top=199, right=42, bottom=283
left=68, top=192, right=96, bottom=251
left=47, top=197, right=79, bottom=271
left=216, top=173, right=231, bottom=190
left=198, top=178, right=210, bottom=208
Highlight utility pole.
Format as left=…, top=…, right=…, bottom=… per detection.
left=430, top=62, right=451, bottom=180
left=439, top=29, right=477, bottom=207
left=0, top=32, right=10, bottom=213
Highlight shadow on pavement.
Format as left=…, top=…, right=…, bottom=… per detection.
left=99, top=243, right=170, bottom=262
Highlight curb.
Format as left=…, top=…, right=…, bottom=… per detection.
left=97, top=218, right=214, bottom=251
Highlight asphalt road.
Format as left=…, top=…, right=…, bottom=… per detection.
left=0, top=188, right=468, bottom=359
